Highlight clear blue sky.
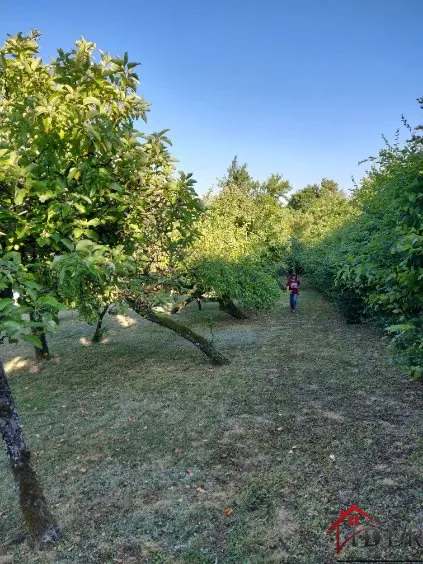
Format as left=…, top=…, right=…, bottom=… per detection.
left=2, top=1, right=422, bottom=194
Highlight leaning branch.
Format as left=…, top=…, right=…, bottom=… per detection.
left=124, top=293, right=229, bottom=365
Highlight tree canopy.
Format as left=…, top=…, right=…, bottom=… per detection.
left=179, top=158, right=293, bottom=312
left=0, top=31, right=203, bottom=350
left=287, top=178, right=344, bottom=211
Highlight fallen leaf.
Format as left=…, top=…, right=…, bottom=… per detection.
left=187, top=469, right=193, bottom=476
left=224, top=507, right=233, bottom=517
left=128, top=416, right=136, bottom=421
left=329, top=454, right=336, bottom=461
left=196, top=487, right=206, bottom=494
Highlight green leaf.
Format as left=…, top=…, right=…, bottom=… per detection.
left=21, top=333, right=43, bottom=348
left=83, top=97, right=101, bottom=106
left=84, top=229, right=98, bottom=240
left=85, top=109, right=99, bottom=119
left=36, top=237, right=50, bottom=247
left=86, top=218, right=100, bottom=226
left=38, top=295, right=65, bottom=309
left=14, top=188, right=28, bottom=205
left=60, top=238, right=74, bottom=251
left=67, top=168, right=79, bottom=181
left=0, top=298, right=14, bottom=312
left=73, top=202, right=86, bottom=213
left=75, top=239, right=94, bottom=251
left=39, top=191, right=55, bottom=203
left=3, top=320, right=21, bottom=334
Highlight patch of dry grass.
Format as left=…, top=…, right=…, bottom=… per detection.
left=1, top=283, right=423, bottom=562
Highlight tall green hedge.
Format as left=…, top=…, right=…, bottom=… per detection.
left=297, top=113, right=423, bottom=377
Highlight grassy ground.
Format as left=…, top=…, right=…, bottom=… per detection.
left=1, top=283, right=423, bottom=563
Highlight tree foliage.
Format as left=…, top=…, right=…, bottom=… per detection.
left=336, top=123, right=423, bottom=376
left=183, top=158, right=293, bottom=311
left=287, top=178, right=343, bottom=211
left=0, top=31, right=203, bottom=348
left=296, top=108, right=423, bottom=377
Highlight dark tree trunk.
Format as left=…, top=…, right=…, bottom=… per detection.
left=92, top=305, right=109, bottom=343
left=171, top=295, right=194, bottom=315
left=125, top=294, right=229, bottom=365
left=171, top=292, right=204, bottom=314
left=0, top=361, right=60, bottom=544
left=29, top=312, right=50, bottom=361
left=34, top=332, right=50, bottom=361
left=218, top=296, right=249, bottom=319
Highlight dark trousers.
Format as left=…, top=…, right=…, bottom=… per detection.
left=290, top=293, right=299, bottom=311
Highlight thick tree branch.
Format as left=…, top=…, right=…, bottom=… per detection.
left=92, top=304, right=110, bottom=343
left=124, top=293, right=229, bottom=365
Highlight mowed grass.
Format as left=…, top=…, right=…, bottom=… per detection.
left=1, top=283, right=423, bottom=563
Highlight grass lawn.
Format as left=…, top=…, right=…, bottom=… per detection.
left=1, top=283, right=423, bottom=563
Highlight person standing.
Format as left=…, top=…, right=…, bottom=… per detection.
left=286, top=273, right=300, bottom=312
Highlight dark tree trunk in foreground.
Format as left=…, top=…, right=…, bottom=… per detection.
left=92, top=305, right=109, bottom=343
left=125, top=294, right=229, bottom=365
left=0, top=361, right=60, bottom=544
left=29, top=313, right=50, bottom=361
left=34, top=332, right=50, bottom=361
left=218, top=296, right=249, bottom=319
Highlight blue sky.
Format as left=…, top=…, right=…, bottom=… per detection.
left=2, top=0, right=422, bottom=195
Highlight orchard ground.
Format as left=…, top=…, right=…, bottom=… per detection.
left=1, top=283, right=423, bottom=563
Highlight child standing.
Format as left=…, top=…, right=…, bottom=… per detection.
left=286, top=274, right=300, bottom=312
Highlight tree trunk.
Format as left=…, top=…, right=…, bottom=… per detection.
left=34, top=332, right=50, bottom=361
left=125, top=294, right=229, bottom=365
left=0, top=361, right=60, bottom=544
left=92, top=305, right=109, bottom=343
left=171, top=292, right=204, bottom=314
left=29, top=312, right=50, bottom=361
left=218, top=296, right=249, bottom=319
left=171, top=295, right=194, bottom=315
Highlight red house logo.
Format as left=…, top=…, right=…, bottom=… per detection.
left=328, top=505, right=379, bottom=554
